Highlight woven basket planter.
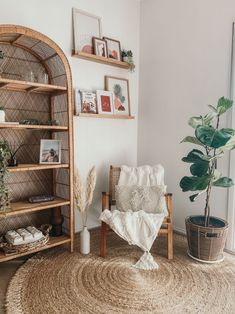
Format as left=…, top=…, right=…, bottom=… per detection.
left=185, top=215, right=228, bottom=263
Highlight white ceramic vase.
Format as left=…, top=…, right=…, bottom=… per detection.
left=123, top=56, right=129, bottom=62
left=0, top=110, right=5, bottom=123
left=80, top=226, right=90, bottom=254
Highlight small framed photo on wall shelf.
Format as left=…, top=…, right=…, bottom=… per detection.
left=92, top=37, right=108, bottom=58
left=96, top=90, right=114, bottom=114
left=40, top=140, right=61, bottom=164
left=103, top=37, right=121, bottom=61
left=73, top=8, right=102, bottom=54
left=105, top=76, right=130, bottom=115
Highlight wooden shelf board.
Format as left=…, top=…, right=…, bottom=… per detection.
left=7, top=163, right=69, bottom=172
left=0, top=123, right=68, bottom=132
left=0, top=78, right=67, bottom=95
left=0, top=197, right=70, bottom=218
left=0, top=235, right=71, bottom=262
left=72, top=51, right=130, bottom=69
left=76, top=113, right=134, bottom=120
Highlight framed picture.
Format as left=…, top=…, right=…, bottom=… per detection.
left=105, top=76, right=130, bottom=115
left=73, top=8, right=102, bottom=54
left=96, top=90, right=114, bottom=114
left=92, top=37, right=108, bottom=58
left=40, top=140, right=61, bottom=164
left=81, top=90, right=97, bottom=113
left=103, top=37, right=121, bottom=61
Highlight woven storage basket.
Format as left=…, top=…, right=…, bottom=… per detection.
left=185, top=216, right=228, bottom=262
left=0, top=224, right=51, bottom=256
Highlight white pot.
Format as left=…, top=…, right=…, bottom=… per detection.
left=123, top=56, right=129, bottom=62
left=80, top=226, right=90, bottom=254
left=0, top=110, right=5, bottom=123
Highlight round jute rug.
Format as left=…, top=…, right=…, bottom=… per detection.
left=5, top=233, right=235, bottom=314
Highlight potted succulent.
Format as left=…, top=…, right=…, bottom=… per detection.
left=180, top=97, right=235, bottom=263
left=0, top=107, right=5, bottom=123
left=122, top=50, right=135, bottom=72
left=0, top=140, right=11, bottom=212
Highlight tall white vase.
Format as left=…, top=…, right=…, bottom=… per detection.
left=0, top=110, right=5, bottom=123
left=80, top=226, right=90, bottom=254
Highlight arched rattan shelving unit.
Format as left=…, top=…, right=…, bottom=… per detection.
left=0, top=25, right=74, bottom=262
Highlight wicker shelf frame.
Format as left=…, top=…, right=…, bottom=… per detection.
left=0, top=25, right=74, bottom=262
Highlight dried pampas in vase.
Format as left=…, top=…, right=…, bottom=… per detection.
left=74, top=166, right=96, bottom=254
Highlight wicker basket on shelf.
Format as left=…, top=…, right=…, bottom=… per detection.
left=0, top=224, right=51, bottom=256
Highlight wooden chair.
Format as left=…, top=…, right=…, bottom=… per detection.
left=100, top=166, right=173, bottom=259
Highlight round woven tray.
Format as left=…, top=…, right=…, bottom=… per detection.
left=0, top=224, right=51, bottom=255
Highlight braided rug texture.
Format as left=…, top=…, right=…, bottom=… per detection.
left=5, top=232, right=235, bottom=314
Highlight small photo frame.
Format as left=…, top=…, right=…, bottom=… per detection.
left=105, top=76, right=130, bottom=115
left=73, top=8, right=102, bottom=54
left=96, top=90, right=114, bottom=114
left=103, top=37, right=121, bottom=61
left=93, top=37, right=108, bottom=57
left=40, top=140, right=61, bottom=164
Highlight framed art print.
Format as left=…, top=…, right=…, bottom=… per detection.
left=105, top=76, right=130, bottom=115
left=40, top=140, right=61, bottom=164
left=92, top=37, right=108, bottom=57
left=103, top=37, right=121, bottom=61
left=96, top=90, right=114, bottom=114
left=73, top=8, right=102, bottom=54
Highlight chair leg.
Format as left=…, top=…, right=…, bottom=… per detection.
left=101, top=222, right=107, bottom=258
left=167, top=223, right=173, bottom=260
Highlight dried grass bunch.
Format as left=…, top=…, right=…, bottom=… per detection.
left=74, top=166, right=96, bottom=226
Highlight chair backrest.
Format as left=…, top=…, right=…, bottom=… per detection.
left=108, top=165, right=172, bottom=220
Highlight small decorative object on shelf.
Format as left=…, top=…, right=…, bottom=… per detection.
left=122, top=50, right=135, bottom=72
left=20, top=119, right=59, bottom=126
left=40, top=139, right=61, bottom=164
left=96, top=90, right=114, bottom=115
left=50, top=207, right=64, bottom=237
left=74, top=166, right=96, bottom=254
left=0, top=107, right=5, bottom=123
left=103, top=37, right=122, bottom=61
left=0, top=224, right=51, bottom=256
left=0, top=140, right=11, bottom=213
left=7, top=143, right=26, bottom=167
left=28, top=195, right=55, bottom=203
left=105, top=76, right=131, bottom=116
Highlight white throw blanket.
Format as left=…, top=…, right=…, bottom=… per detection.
left=100, top=165, right=167, bottom=270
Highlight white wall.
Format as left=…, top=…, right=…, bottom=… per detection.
left=0, top=0, right=140, bottom=232
left=138, top=0, right=234, bottom=233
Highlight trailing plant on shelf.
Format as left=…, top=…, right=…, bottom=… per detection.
left=180, top=97, right=234, bottom=225
left=122, top=50, right=135, bottom=72
left=0, top=51, right=4, bottom=59
left=0, top=140, right=11, bottom=212
left=0, top=50, right=4, bottom=77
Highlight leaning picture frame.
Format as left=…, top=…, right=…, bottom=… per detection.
left=73, top=8, right=102, bottom=54
left=103, top=37, right=121, bottom=61
left=40, top=139, right=61, bottom=164
left=96, top=90, right=114, bottom=115
left=105, top=76, right=130, bottom=115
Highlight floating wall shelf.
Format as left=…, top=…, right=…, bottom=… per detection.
left=76, top=113, right=134, bottom=120
left=72, top=51, right=130, bottom=69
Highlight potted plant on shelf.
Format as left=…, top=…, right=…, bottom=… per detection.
left=122, top=50, right=135, bottom=72
left=0, top=107, right=5, bottom=123
left=0, top=50, right=4, bottom=77
left=0, top=140, right=11, bottom=213
left=74, top=166, right=96, bottom=254
left=180, top=97, right=235, bottom=263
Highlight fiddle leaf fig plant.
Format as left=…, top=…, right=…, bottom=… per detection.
left=180, top=97, right=234, bottom=226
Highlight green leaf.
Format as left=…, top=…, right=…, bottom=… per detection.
left=220, top=128, right=235, bottom=136
left=188, top=116, right=202, bottom=128
left=208, top=104, right=218, bottom=113
left=195, top=126, right=231, bottom=148
left=189, top=190, right=206, bottom=202
left=203, top=112, right=217, bottom=125
left=190, top=162, right=209, bottom=177
left=221, top=135, right=235, bottom=151
left=217, top=97, right=233, bottom=116
left=180, top=175, right=211, bottom=192
left=180, top=136, right=204, bottom=146
left=212, top=177, right=234, bottom=187
left=182, top=149, right=209, bottom=163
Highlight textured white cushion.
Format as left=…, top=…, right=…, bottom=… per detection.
left=115, top=185, right=168, bottom=216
